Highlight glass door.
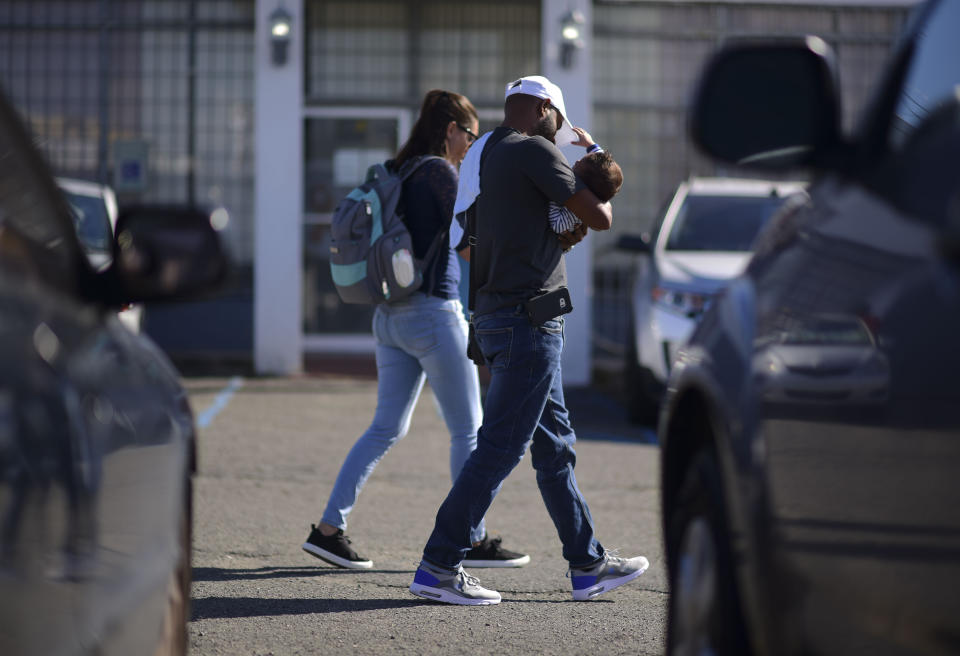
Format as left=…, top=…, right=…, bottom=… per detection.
left=302, top=108, right=410, bottom=349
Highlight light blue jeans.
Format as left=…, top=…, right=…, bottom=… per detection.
left=321, top=293, right=485, bottom=543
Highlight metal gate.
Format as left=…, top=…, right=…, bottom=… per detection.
left=0, top=0, right=257, bottom=362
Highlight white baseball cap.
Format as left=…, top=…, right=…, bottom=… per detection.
left=504, top=75, right=578, bottom=147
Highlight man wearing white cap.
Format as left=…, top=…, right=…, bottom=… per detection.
left=411, top=75, right=649, bottom=606
left=454, top=76, right=584, bottom=233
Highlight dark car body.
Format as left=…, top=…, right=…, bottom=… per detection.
left=659, top=1, right=960, bottom=655
left=0, top=86, right=226, bottom=654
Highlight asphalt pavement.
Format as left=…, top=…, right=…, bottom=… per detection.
left=184, top=369, right=666, bottom=655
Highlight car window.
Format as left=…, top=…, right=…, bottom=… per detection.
left=665, top=194, right=788, bottom=252
left=0, top=94, right=81, bottom=292
left=762, top=314, right=874, bottom=347
left=64, top=191, right=112, bottom=253
left=888, top=0, right=960, bottom=149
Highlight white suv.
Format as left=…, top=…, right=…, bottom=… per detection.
left=619, top=176, right=806, bottom=423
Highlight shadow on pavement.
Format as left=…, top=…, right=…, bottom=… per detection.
left=192, top=566, right=411, bottom=583
left=191, top=593, right=619, bottom=620
left=191, top=596, right=421, bottom=619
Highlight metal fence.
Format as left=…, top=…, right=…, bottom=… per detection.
left=305, top=0, right=540, bottom=109
left=0, top=0, right=258, bottom=358
left=0, top=0, right=256, bottom=266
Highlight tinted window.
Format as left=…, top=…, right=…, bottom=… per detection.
left=775, top=315, right=873, bottom=347
left=665, top=194, right=788, bottom=252
left=64, top=191, right=112, bottom=253
left=889, top=0, right=960, bottom=149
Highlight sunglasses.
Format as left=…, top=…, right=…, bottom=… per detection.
left=457, top=123, right=478, bottom=143
left=548, top=103, right=564, bottom=130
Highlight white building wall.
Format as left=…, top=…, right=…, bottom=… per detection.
left=543, top=0, right=594, bottom=387
left=254, top=0, right=304, bottom=375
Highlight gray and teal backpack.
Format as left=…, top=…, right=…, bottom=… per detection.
left=329, top=156, right=445, bottom=304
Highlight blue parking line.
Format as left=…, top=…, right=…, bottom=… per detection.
left=196, top=376, right=244, bottom=429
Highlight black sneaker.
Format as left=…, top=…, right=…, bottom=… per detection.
left=462, top=534, right=530, bottom=568
left=301, top=524, right=373, bottom=569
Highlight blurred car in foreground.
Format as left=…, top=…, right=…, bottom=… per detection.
left=659, top=1, right=960, bottom=654
left=57, top=177, right=144, bottom=333
left=618, top=177, right=805, bottom=424
left=0, top=86, right=227, bottom=655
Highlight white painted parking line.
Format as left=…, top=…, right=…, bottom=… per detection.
left=196, top=376, right=244, bottom=429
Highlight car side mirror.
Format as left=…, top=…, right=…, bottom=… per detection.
left=107, top=205, right=228, bottom=303
left=690, top=37, right=844, bottom=170
left=616, top=233, right=652, bottom=254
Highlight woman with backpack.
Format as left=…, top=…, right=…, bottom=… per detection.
left=301, top=89, right=529, bottom=570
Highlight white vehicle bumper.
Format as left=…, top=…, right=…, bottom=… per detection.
left=643, top=305, right=698, bottom=384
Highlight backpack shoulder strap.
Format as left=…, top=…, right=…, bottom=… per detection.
left=478, top=128, right=510, bottom=172
left=467, top=127, right=513, bottom=313
left=365, top=162, right=391, bottom=184
left=397, top=154, right=445, bottom=182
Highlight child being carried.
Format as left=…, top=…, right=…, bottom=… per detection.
left=548, top=127, right=624, bottom=234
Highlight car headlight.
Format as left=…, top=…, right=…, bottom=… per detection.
left=651, top=286, right=713, bottom=318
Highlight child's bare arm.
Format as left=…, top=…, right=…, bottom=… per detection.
left=571, top=126, right=596, bottom=149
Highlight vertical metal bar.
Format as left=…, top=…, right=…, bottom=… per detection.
left=458, top=3, right=469, bottom=94
left=2, top=3, right=9, bottom=85
left=98, top=0, right=111, bottom=184
left=34, top=0, right=45, bottom=159
left=303, top=1, right=311, bottom=104
left=187, top=0, right=197, bottom=204
left=408, top=0, right=420, bottom=106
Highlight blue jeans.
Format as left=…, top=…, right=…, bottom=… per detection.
left=321, top=293, right=485, bottom=543
left=421, top=307, right=605, bottom=569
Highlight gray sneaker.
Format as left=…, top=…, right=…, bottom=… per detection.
left=409, top=561, right=501, bottom=606
left=569, top=553, right=649, bottom=601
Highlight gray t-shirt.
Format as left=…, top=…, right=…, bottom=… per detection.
left=474, top=127, right=585, bottom=316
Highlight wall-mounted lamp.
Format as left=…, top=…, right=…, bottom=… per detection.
left=270, top=5, right=292, bottom=66
left=559, top=9, right=585, bottom=69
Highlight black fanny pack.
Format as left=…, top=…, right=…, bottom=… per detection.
left=523, top=287, right=573, bottom=326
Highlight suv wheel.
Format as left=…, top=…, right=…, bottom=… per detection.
left=666, top=449, right=750, bottom=656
